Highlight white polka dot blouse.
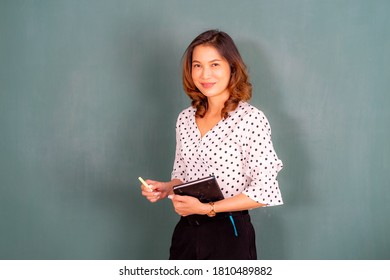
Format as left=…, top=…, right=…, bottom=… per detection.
left=171, top=102, right=283, bottom=206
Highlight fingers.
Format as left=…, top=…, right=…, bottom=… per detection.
left=171, top=194, right=192, bottom=203
left=139, top=179, right=173, bottom=203
left=170, top=195, right=199, bottom=216
left=144, top=179, right=157, bottom=187
left=141, top=184, right=161, bottom=203
left=170, top=195, right=206, bottom=216
left=145, top=192, right=161, bottom=203
left=140, top=183, right=154, bottom=192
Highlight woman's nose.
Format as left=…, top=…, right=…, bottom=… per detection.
left=201, top=66, right=211, bottom=79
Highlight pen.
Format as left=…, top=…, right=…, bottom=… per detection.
left=138, top=177, right=153, bottom=192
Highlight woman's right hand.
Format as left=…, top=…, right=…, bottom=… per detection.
left=140, top=179, right=181, bottom=203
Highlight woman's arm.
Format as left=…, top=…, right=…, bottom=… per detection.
left=171, top=193, right=266, bottom=217
left=212, top=193, right=266, bottom=213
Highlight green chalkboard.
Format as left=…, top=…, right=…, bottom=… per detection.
left=1, top=0, right=389, bottom=259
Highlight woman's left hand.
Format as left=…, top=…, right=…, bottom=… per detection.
left=170, top=195, right=209, bottom=216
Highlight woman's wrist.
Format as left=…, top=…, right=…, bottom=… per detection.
left=201, top=202, right=215, bottom=215
left=168, top=179, right=182, bottom=193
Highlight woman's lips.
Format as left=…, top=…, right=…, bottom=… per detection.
left=200, top=82, right=215, bottom=89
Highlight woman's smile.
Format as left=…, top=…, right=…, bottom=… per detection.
left=200, top=82, right=216, bottom=89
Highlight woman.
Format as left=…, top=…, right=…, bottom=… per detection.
left=141, top=30, right=283, bottom=259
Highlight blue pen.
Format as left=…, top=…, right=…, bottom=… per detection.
left=229, top=215, right=238, bottom=237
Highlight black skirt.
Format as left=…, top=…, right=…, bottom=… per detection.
left=169, top=211, right=257, bottom=260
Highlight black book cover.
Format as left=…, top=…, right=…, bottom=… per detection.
left=173, top=176, right=224, bottom=203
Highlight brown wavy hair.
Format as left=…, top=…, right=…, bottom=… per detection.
left=182, top=29, right=252, bottom=119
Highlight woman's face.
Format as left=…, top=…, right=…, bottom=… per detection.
left=191, top=45, right=231, bottom=101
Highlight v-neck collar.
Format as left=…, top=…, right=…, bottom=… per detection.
left=193, top=115, right=225, bottom=140
left=189, top=102, right=248, bottom=140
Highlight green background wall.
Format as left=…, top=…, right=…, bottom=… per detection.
left=1, top=0, right=389, bottom=259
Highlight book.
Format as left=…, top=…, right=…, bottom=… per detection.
left=173, top=176, right=224, bottom=203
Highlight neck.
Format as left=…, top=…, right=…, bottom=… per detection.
left=206, top=95, right=229, bottom=117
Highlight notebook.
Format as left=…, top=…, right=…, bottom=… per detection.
left=173, top=176, right=224, bottom=203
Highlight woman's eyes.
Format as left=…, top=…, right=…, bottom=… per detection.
left=192, top=63, right=219, bottom=68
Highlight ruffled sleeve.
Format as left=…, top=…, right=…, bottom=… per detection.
left=242, top=110, right=283, bottom=206
left=171, top=111, right=187, bottom=182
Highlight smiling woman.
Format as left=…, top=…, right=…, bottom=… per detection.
left=191, top=45, right=231, bottom=101
left=182, top=30, right=252, bottom=119
left=140, top=30, right=283, bottom=260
